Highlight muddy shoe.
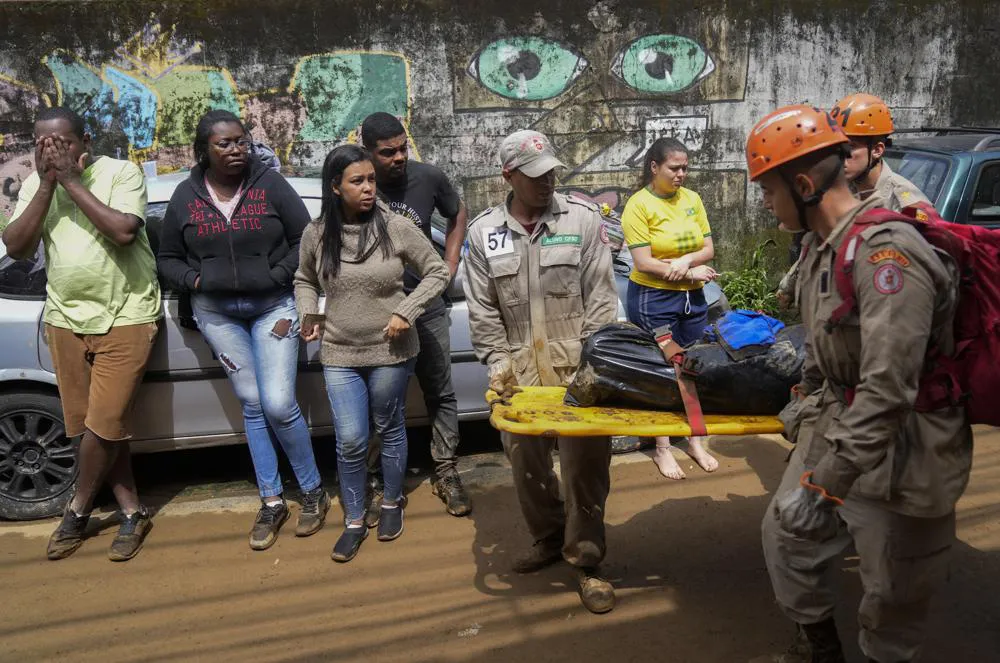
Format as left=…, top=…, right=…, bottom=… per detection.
left=432, top=472, right=472, bottom=517
left=364, top=484, right=384, bottom=529
left=109, top=506, right=153, bottom=562
left=296, top=487, right=331, bottom=537
left=47, top=507, right=90, bottom=561
left=749, top=621, right=844, bottom=663
left=249, top=500, right=289, bottom=551
left=610, top=436, right=647, bottom=454
left=576, top=567, right=615, bottom=614
left=512, top=536, right=564, bottom=574
left=331, top=525, right=368, bottom=563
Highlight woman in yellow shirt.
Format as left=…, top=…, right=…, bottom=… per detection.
left=621, top=137, right=719, bottom=480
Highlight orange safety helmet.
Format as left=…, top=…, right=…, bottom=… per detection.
left=830, top=93, right=894, bottom=137
left=746, top=105, right=850, bottom=182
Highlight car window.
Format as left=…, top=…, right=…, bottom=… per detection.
left=969, top=162, right=1000, bottom=224
left=0, top=247, right=47, bottom=299
left=883, top=151, right=951, bottom=204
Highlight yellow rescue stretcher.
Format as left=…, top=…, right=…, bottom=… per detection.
left=487, top=386, right=785, bottom=437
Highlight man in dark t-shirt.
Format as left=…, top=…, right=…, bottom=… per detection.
left=362, top=112, right=471, bottom=519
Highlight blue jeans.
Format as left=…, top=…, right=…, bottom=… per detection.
left=323, top=360, right=414, bottom=522
left=627, top=281, right=708, bottom=347
left=192, top=291, right=321, bottom=499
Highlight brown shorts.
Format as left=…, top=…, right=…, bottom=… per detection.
left=45, top=321, right=159, bottom=441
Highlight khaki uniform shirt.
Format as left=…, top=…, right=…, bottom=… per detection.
left=858, top=161, right=932, bottom=211
left=779, top=163, right=933, bottom=305
left=791, top=195, right=973, bottom=517
left=463, top=193, right=619, bottom=387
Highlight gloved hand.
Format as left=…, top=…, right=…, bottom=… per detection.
left=775, top=470, right=844, bottom=542
left=488, top=357, right=518, bottom=399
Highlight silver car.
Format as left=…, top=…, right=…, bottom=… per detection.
left=0, top=172, right=728, bottom=520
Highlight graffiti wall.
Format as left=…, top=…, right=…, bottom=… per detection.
left=0, top=0, right=991, bottom=264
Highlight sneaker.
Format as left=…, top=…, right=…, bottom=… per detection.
left=46, top=506, right=90, bottom=560
left=331, top=525, right=368, bottom=563
left=431, top=472, right=472, bottom=517
left=512, top=536, right=564, bottom=574
left=249, top=500, right=289, bottom=551
left=576, top=567, right=616, bottom=614
left=108, top=506, right=153, bottom=562
left=377, top=504, right=405, bottom=542
left=364, top=483, right=384, bottom=529
left=610, top=436, right=647, bottom=454
left=296, top=487, right=331, bottom=537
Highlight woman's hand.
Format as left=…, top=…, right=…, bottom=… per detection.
left=688, top=265, right=718, bottom=282
left=384, top=314, right=411, bottom=340
left=663, top=255, right=693, bottom=281
left=300, top=324, right=321, bottom=342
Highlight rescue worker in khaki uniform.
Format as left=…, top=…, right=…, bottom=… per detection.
left=778, top=94, right=932, bottom=307
left=463, top=130, right=620, bottom=614
left=746, top=106, right=973, bottom=663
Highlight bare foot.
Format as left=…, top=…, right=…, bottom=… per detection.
left=680, top=436, right=719, bottom=473
left=649, top=439, right=686, bottom=480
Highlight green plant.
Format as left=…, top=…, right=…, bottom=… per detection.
left=718, top=239, right=781, bottom=317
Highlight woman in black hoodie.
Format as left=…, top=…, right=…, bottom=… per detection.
left=157, top=110, right=329, bottom=550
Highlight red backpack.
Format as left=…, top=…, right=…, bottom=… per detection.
left=827, top=202, right=1000, bottom=425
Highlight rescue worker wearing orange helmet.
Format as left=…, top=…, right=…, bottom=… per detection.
left=747, top=105, right=972, bottom=663
left=777, top=94, right=932, bottom=308
left=832, top=93, right=931, bottom=209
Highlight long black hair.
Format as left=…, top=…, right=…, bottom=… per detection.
left=193, top=109, right=247, bottom=169
left=638, top=137, right=689, bottom=190
left=319, top=144, right=394, bottom=279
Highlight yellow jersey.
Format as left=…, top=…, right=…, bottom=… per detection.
left=621, top=186, right=711, bottom=291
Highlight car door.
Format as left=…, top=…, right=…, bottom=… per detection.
left=960, top=160, right=1000, bottom=229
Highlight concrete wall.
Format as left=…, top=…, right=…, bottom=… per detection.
left=2, top=0, right=997, bottom=265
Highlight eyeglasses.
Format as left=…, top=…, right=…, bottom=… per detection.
left=213, top=139, right=252, bottom=152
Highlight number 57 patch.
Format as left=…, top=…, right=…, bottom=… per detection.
left=483, top=226, right=514, bottom=257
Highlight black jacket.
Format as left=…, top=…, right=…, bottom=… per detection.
left=157, top=156, right=311, bottom=295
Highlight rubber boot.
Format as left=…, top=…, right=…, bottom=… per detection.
left=802, top=618, right=846, bottom=663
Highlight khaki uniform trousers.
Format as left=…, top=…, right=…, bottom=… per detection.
left=762, top=440, right=955, bottom=663
left=501, top=432, right=612, bottom=568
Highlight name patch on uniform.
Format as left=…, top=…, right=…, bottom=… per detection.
left=482, top=226, right=514, bottom=257
left=868, top=248, right=910, bottom=268
left=873, top=264, right=904, bottom=295
left=541, top=234, right=581, bottom=247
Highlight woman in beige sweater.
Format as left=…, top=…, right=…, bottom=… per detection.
left=295, top=144, right=449, bottom=562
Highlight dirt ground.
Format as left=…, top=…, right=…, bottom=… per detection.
left=1, top=429, right=998, bottom=663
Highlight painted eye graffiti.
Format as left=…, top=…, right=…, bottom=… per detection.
left=467, top=37, right=589, bottom=101
left=610, top=34, right=715, bottom=94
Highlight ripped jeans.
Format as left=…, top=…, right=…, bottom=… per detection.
left=323, top=360, right=414, bottom=523
left=192, top=291, right=321, bottom=499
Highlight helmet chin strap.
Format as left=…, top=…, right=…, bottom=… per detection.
left=779, top=154, right=845, bottom=232
left=852, top=137, right=881, bottom=184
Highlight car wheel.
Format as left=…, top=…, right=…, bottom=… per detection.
left=0, top=392, right=78, bottom=520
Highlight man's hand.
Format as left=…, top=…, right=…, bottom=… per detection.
left=384, top=314, right=411, bottom=340
left=36, top=137, right=58, bottom=184
left=49, top=136, right=87, bottom=184
left=775, top=471, right=843, bottom=541
left=488, top=357, right=517, bottom=398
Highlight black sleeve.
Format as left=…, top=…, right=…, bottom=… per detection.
left=433, top=167, right=462, bottom=220
left=156, top=184, right=199, bottom=292
left=268, top=173, right=312, bottom=287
